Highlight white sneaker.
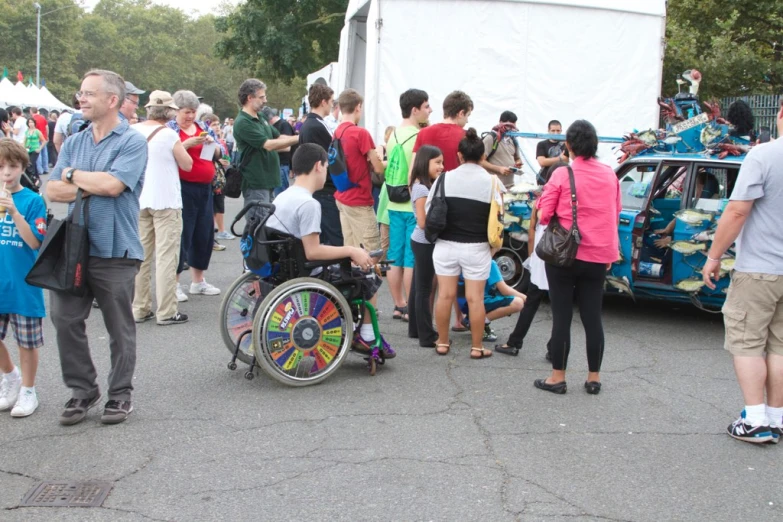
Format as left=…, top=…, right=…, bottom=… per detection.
left=215, top=231, right=236, bottom=240
left=11, top=389, right=38, bottom=417
left=0, top=374, right=22, bottom=411
left=176, top=284, right=189, bottom=302
left=190, top=280, right=221, bottom=296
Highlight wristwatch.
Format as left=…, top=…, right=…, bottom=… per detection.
left=65, top=168, right=75, bottom=183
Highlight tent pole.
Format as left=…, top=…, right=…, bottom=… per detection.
left=34, top=3, right=41, bottom=87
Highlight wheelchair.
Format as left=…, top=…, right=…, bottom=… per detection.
left=219, top=202, right=392, bottom=386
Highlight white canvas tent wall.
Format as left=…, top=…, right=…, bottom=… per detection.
left=336, top=0, right=667, bottom=174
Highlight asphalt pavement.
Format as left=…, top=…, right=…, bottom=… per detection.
left=1, top=194, right=781, bottom=521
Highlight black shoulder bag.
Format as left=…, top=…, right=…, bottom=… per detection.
left=224, top=147, right=256, bottom=199
left=26, top=189, right=91, bottom=296
left=535, top=166, right=581, bottom=267
left=424, top=173, right=448, bottom=243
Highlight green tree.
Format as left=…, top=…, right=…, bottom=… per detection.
left=664, top=0, right=783, bottom=98
left=0, top=0, right=83, bottom=104
left=215, top=0, right=348, bottom=83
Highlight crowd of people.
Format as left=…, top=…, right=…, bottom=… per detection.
left=0, top=68, right=781, bottom=448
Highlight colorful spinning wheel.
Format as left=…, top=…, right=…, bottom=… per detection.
left=253, top=278, right=353, bottom=386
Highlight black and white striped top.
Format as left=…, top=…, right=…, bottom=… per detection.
left=426, top=163, right=493, bottom=244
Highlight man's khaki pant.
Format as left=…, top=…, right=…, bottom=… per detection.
left=336, top=202, right=380, bottom=251
left=133, top=208, right=182, bottom=322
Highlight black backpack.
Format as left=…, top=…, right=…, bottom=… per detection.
left=483, top=130, right=518, bottom=162
left=327, top=125, right=359, bottom=192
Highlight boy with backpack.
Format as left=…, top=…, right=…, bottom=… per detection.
left=376, top=89, right=432, bottom=321
left=0, top=139, right=48, bottom=417
left=331, top=89, right=386, bottom=251
left=482, top=111, right=523, bottom=189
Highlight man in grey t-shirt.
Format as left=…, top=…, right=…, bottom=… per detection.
left=704, top=114, right=783, bottom=444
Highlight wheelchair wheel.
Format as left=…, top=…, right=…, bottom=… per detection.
left=253, top=278, right=353, bottom=387
left=219, top=272, right=267, bottom=365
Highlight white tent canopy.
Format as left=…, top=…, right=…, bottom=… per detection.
left=0, top=80, right=71, bottom=111
left=336, top=0, right=667, bottom=174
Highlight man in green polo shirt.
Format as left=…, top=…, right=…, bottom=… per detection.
left=233, top=79, right=300, bottom=222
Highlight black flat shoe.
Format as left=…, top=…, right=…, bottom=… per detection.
left=495, top=344, right=520, bottom=356
left=584, top=381, right=602, bottom=395
left=534, top=378, right=567, bottom=394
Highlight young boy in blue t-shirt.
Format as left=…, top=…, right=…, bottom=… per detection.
left=0, top=139, right=48, bottom=417
left=459, top=258, right=527, bottom=341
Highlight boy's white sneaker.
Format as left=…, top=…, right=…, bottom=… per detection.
left=190, top=280, right=221, bottom=296
left=176, top=284, right=189, bottom=302
left=0, top=374, right=22, bottom=411
left=11, top=389, right=38, bottom=417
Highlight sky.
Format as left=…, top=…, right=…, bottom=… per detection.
left=82, top=0, right=239, bottom=16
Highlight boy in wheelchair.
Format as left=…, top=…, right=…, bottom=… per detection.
left=265, top=144, right=395, bottom=359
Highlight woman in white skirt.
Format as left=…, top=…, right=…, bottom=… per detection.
left=495, top=204, right=551, bottom=358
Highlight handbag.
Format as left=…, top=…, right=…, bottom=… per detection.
left=26, top=189, right=91, bottom=296
left=424, top=173, right=447, bottom=243
left=535, top=166, right=581, bottom=267
left=212, top=160, right=227, bottom=194
left=488, top=176, right=504, bottom=248
left=224, top=147, right=255, bottom=199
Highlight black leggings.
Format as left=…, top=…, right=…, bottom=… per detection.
left=408, top=240, right=437, bottom=345
left=545, top=260, right=606, bottom=372
left=505, top=282, right=546, bottom=349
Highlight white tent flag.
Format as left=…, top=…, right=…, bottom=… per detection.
left=335, top=0, right=667, bottom=173
left=0, top=78, right=15, bottom=108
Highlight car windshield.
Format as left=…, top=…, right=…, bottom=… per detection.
left=618, top=166, right=655, bottom=210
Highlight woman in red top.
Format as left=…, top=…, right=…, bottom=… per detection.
left=534, top=120, right=622, bottom=395
left=168, top=90, right=225, bottom=299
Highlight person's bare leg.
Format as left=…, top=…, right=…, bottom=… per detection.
left=464, top=280, right=488, bottom=353
left=435, top=276, right=458, bottom=350
left=453, top=300, right=465, bottom=329
left=734, top=355, right=768, bottom=406
left=0, top=340, right=13, bottom=374
left=214, top=213, right=225, bottom=234
left=766, top=353, right=783, bottom=407
left=18, top=348, right=38, bottom=388
left=387, top=266, right=407, bottom=313
left=403, top=267, right=413, bottom=302
left=191, top=268, right=206, bottom=284
left=364, top=295, right=378, bottom=325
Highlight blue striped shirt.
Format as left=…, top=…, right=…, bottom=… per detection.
left=50, top=118, right=148, bottom=260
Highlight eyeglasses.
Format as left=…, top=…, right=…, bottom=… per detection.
left=125, top=97, right=140, bottom=107
left=252, top=94, right=268, bottom=100
left=75, top=90, right=103, bottom=99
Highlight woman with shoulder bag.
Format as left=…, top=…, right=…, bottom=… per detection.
left=533, top=120, right=621, bottom=395
left=428, top=129, right=496, bottom=360
left=167, top=91, right=226, bottom=300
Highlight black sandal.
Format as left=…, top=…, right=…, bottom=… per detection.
left=470, top=347, right=493, bottom=359
left=436, top=341, right=451, bottom=355
left=393, top=305, right=408, bottom=321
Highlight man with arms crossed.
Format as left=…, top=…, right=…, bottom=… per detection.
left=47, top=70, right=148, bottom=426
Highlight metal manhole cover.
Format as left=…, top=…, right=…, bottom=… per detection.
left=20, top=481, right=113, bottom=507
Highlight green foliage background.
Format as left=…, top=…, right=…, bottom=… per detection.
left=0, top=0, right=306, bottom=118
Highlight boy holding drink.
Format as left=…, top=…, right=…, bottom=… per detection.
left=0, top=138, right=48, bottom=417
